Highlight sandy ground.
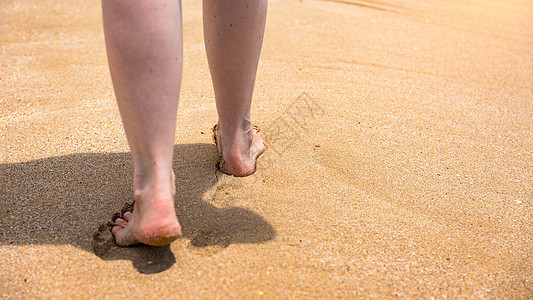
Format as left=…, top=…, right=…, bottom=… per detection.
left=1, top=0, right=532, bottom=298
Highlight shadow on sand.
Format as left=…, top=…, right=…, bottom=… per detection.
left=0, top=143, right=277, bottom=274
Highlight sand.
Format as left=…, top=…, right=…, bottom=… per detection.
left=1, top=0, right=532, bottom=298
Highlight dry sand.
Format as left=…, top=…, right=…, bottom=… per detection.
left=1, top=0, right=532, bottom=298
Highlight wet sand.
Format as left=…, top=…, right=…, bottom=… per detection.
left=1, top=0, right=532, bottom=297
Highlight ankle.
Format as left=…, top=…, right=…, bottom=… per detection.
left=133, top=168, right=175, bottom=198
left=218, top=116, right=252, bottom=135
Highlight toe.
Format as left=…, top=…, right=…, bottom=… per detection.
left=123, top=211, right=133, bottom=221
left=111, top=225, right=122, bottom=235
left=111, top=225, right=137, bottom=246
left=115, top=218, right=128, bottom=227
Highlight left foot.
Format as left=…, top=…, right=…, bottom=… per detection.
left=112, top=171, right=182, bottom=246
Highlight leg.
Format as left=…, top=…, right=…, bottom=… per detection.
left=203, top=0, right=268, bottom=176
left=102, top=0, right=183, bottom=246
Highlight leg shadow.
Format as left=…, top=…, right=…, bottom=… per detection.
left=0, top=143, right=277, bottom=274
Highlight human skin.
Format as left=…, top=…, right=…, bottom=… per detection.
left=102, top=0, right=267, bottom=246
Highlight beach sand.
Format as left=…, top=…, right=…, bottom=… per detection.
left=1, top=0, right=532, bottom=297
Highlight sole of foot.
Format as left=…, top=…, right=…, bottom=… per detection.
left=112, top=210, right=182, bottom=247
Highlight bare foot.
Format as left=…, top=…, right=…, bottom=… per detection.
left=213, top=123, right=266, bottom=177
left=112, top=172, right=181, bottom=246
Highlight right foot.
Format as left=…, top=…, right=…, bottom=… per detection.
left=112, top=172, right=182, bottom=246
left=213, top=123, right=266, bottom=177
